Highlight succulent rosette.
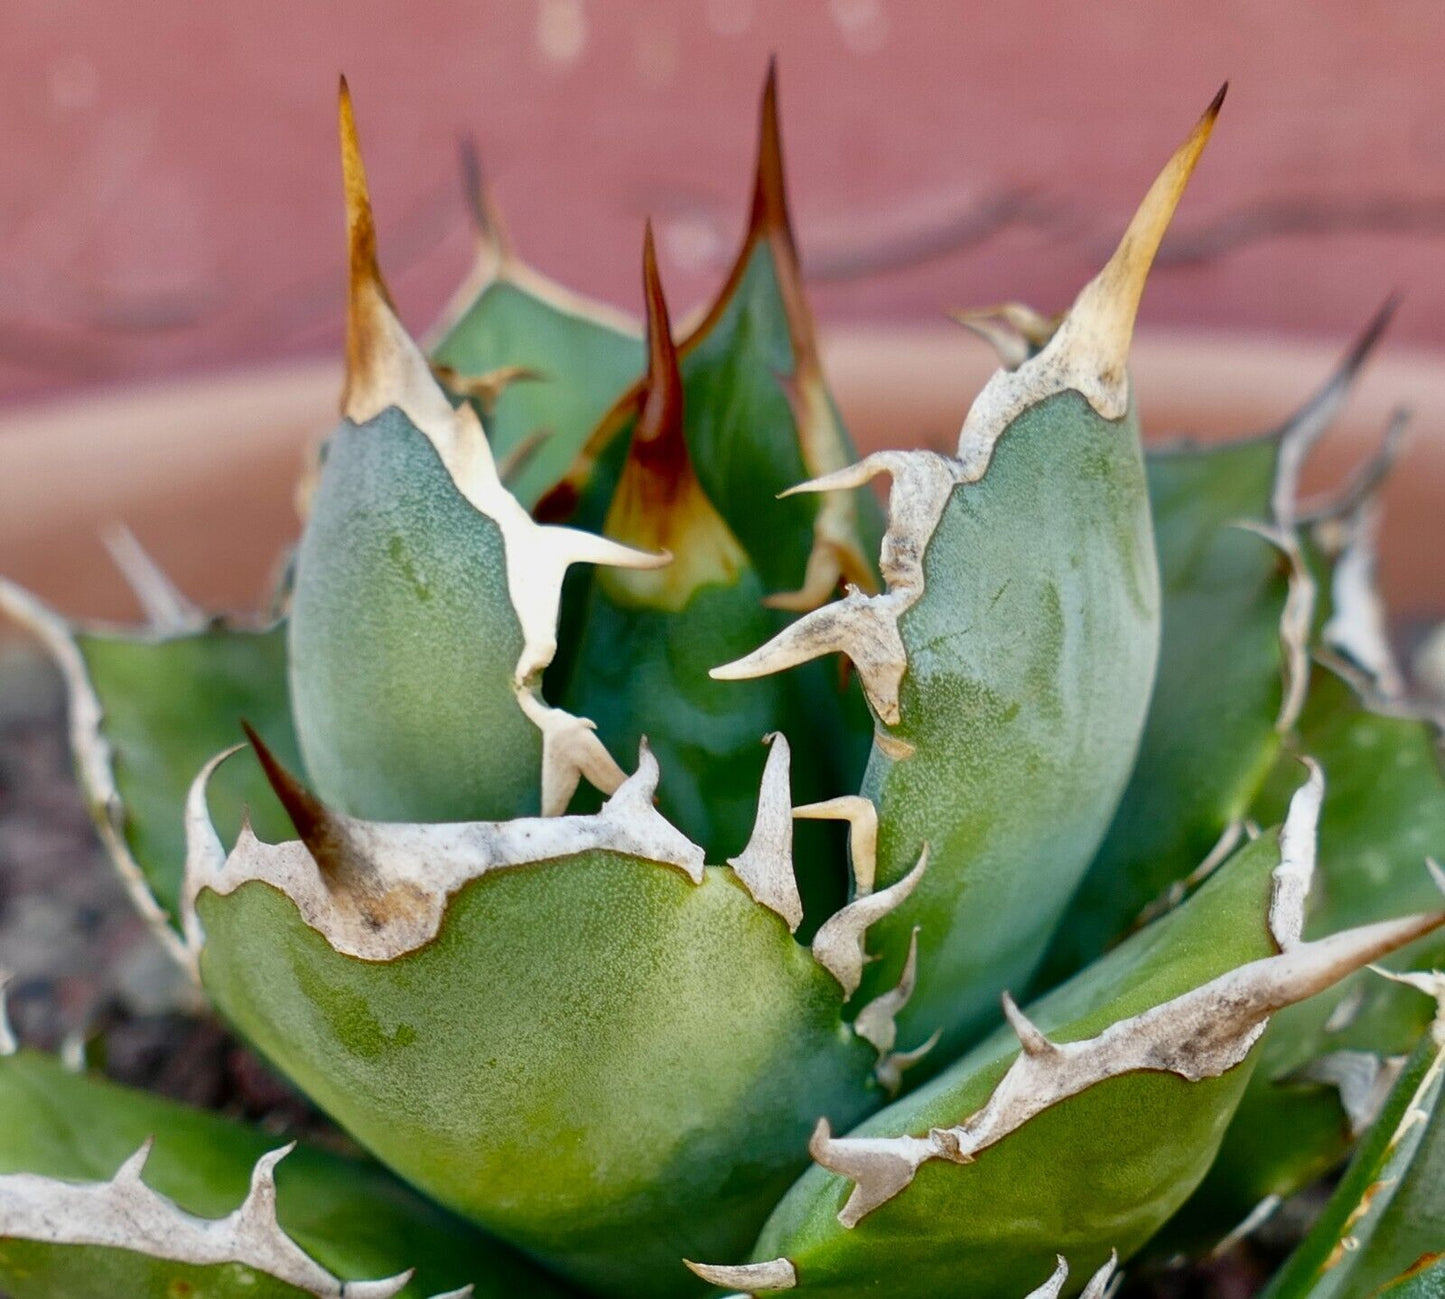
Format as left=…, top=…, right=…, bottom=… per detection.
left=1, top=69, right=1442, bottom=1299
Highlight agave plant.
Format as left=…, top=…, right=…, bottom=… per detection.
left=1, top=68, right=1442, bottom=1299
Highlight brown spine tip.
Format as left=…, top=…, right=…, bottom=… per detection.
left=339, top=77, right=397, bottom=410
left=456, top=133, right=514, bottom=263
left=241, top=720, right=344, bottom=872
left=1342, top=292, right=1401, bottom=378
left=1207, top=80, right=1229, bottom=120
left=749, top=56, right=794, bottom=246
left=634, top=222, right=687, bottom=467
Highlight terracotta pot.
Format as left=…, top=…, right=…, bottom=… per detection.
left=0, top=326, right=1441, bottom=629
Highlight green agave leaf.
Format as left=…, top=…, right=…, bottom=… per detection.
left=1039, top=301, right=1396, bottom=986
left=712, top=93, right=1232, bottom=1062
left=184, top=734, right=914, bottom=1299
left=541, top=69, right=884, bottom=808
left=697, top=777, right=1444, bottom=1298
left=0, top=573, right=297, bottom=965
left=560, top=228, right=841, bottom=911
left=1167, top=663, right=1445, bottom=1249
left=429, top=140, right=643, bottom=511
left=1261, top=982, right=1445, bottom=1299
left=288, top=87, right=663, bottom=825
left=0, top=1045, right=569, bottom=1298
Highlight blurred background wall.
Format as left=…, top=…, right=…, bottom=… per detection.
left=1, top=0, right=1442, bottom=407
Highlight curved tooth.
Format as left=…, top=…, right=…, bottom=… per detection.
left=1291, top=1050, right=1406, bottom=1137
left=684, top=1257, right=797, bottom=1292
left=1270, top=759, right=1324, bottom=951
left=792, top=795, right=879, bottom=896
left=1023, top=1255, right=1070, bottom=1299
left=101, top=525, right=204, bottom=634
left=712, top=590, right=909, bottom=725
left=1079, top=1252, right=1121, bottom=1299
left=854, top=928, right=938, bottom=1093
left=728, top=734, right=804, bottom=932
left=950, top=302, right=1061, bottom=371
left=715, top=450, right=962, bottom=725
left=811, top=906, right=1445, bottom=1227
left=811, top=847, right=929, bottom=996
left=515, top=693, right=627, bottom=817
left=1001, top=990, right=1061, bottom=1060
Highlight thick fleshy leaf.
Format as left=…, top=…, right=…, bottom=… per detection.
left=289, top=84, right=662, bottom=824
left=0, top=579, right=297, bottom=961
left=1168, top=664, right=1445, bottom=1249
left=0, top=1048, right=569, bottom=1298
left=723, top=782, right=1442, bottom=1297
left=429, top=142, right=643, bottom=510
left=711, top=92, right=1231, bottom=1060
left=1260, top=988, right=1445, bottom=1298
left=1040, top=301, right=1395, bottom=986
left=185, top=744, right=887, bottom=1299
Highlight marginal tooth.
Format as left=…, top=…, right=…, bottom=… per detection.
left=712, top=592, right=908, bottom=725
left=113, top=1138, right=156, bottom=1186
left=1061, top=85, right=1226, bottom=409
left=854, top=927, right=922, bottom=1054
left=431, top=362, right=544, bottom=414
left=1291, top=1050, right=1407, bottom=1136
left=235, top=1144, right=294, bottom=1231
left=809, top=1118, right=937, bottom=1228
left=1023, top=1255, right=1070, bottom=1299
left=1079, top=1251, right=1121, bottom=1299
left=728, top=734, right=804, bottom=932
left=1270, top=758, right=1324, bottom=951
left=1236, top=520, right=1316, bottom=732
left=1429, top=858, right=1445, bottom=897
left=428, top=1288, right=476, bottom=1299
left=101, top=525, right=203, bottom=634
left=684, top=1257, right=797, bottom=1292
left=1272, top=295, right=1399, bottom=528
left=950, top=302, right=1061, bottom=371
left=775, top=451, right=907, bottom=500
left=811, top=906, right=1445, bottom=1226
left=598, top=740, right=708, bottom=883
left=812, top=846, right=929, bottom=996
left=341, top=1273, right=415, bottom=1299
left=181, top=744, right=247, bottom=952
left=514, top=693, right=627, bottom=817
left=1319, top=491, right=1404, bottom=698
left=792, top=795, right=879, bottom=895
left=1210, top=1196, right=1283, bottom=1259
left=1001, top=991, right=1061, bottom=1059
left=854, top=929, right=938, bottom=1093
left=0, top=971, right=15, bottom=1056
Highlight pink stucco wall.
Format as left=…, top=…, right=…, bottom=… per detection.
left=0, top=1, right=1441, bottom=406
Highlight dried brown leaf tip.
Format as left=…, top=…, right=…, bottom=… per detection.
left=457, top=132, right=514, bottom=266
left=601, top=226, right=747, bottom=611
left=339, top=75, right=395, bottom=411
